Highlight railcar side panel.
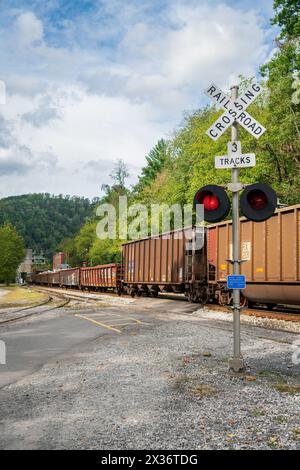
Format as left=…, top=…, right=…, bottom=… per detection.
left=207, top=205, right=300, bottom=305
left=122, top=228, right=207, bottom=299
left=80, top=264, right=120, bottom=289
left=59, top=268, right=80, bottom=287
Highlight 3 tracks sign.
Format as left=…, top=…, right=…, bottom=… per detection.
left=215, top=141, right=256, bottom=169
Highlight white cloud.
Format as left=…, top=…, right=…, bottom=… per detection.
left=14, top=11, right=44, bottom=47
left=0, top=1, right=275, bottom=198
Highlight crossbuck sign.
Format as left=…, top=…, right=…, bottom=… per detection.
left=205, top=82, right=265, bottom=141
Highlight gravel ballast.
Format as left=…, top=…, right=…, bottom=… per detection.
left=0, top=304, right=299, bottom=450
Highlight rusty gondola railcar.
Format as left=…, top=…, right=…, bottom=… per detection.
left=80, top=264, right=121, bottom=292
left=207, top=204, right=300, bottom=306
left=34, top=271, right=50, bottom=285
left=47, top=271, right=60, bottom=286
left=59, top=268, right=80, bottom=288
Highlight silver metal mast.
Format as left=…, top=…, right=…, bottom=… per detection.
left=228, top=85, right=245, bottom=373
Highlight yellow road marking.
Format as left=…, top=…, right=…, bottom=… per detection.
left=75, top=314, right=121, bottom=333
left=92, top=313, right=124, bottom=320
left=97, top=317, right=142, bottom=326
left=125, top=317, right=143, bottom=324
left=105, top=322, right=142, bottom=327
left=85, top=313, right=144, bottom=324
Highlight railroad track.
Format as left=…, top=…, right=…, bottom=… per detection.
left=33, top=287, right=122, bottom=304
left=204, top=303, right=300, bottom=323
left=32, top=286, right=300, bottom=323
left=0, top=293, right=70, bottom=325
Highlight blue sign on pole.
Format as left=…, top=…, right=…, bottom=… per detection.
left=227, top=275, right=246, bottom=289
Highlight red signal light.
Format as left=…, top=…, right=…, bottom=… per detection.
left=194, top=185, right=230, bottom=223
left=202, top=193, right=220, bottom=211
left=247, top=190, right=268, bottom=210
left=241, top=183, right=277, bottom=222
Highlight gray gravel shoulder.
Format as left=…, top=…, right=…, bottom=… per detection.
left=0, top=307, right=299, bottom=450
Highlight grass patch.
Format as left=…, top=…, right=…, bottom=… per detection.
left=274, top=415, right=288, bottom=424
left=251, top=409, right=266, bottom=417
left=273, top=383, right=300, bottom=395
left=173, top=374, right=191, bottom=390
left=268, top=436, right=279, bottom=449
left=0, top=287, right=48, bottom=308
left=292, top=428, right=300, bottom=440
left=259, top=370, right=285, bottom=380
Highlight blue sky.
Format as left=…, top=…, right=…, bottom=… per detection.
left=0, top=0, right=277, bottom=198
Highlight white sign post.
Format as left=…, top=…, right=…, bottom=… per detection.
left=205, top=82, right=265, bottom=373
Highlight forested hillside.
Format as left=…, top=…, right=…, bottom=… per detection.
left=59, top=0, right=300, bottom=268
left=0, top=194, right=94, bottom=261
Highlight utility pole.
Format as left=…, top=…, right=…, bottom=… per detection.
left=228, top=85, right=245, bottom=373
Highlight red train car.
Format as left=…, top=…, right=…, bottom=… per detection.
left=80, top=264, right=121, bottom=293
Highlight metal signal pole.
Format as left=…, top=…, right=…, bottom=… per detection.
left=228, top=85, right=245, bottom=373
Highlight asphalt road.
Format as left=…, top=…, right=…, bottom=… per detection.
left=0, top=295, right=299, bottom=450
left=0, top=297, right=174, bottom=388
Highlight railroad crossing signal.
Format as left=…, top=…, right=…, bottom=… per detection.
left=194, top=181, right=277, bottom=223
left=194, top=184, right=230, bottom=223
left=205, top=82, right=266, bottom=141
left=240, top=183, right=277, bottom=222
left=215, top=141, right=256, bottom=169
left=203, top=81, right=270, bottom=374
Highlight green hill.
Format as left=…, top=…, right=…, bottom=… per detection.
left=0, top=193, right=94, bottom=261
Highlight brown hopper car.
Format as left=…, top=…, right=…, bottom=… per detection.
left=122, top=227, right=207, bottom=302
left=207, top=204, right=300, bottom=306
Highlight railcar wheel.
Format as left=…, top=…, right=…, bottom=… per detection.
left=218, top=290, right=232, bottom=306
left=130, top=289, right=136, bottom=298
left=200, top=287, right=209, bottom=304
left=240, top=295, right=248, bottom=308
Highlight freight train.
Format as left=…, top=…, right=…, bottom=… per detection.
left=30, top=204, right=300, bottom=308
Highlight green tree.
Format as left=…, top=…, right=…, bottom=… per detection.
left=135, top=139, right=170, bottom=192
left=271, top=0, right=300, bottom=39
left=109, top=159, right=129, bottom=190
left=0, top=194, right=93, bottom=260
left=0, top=222, right=25, bottom=285
left=260, top=0, right=300, bottom=203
